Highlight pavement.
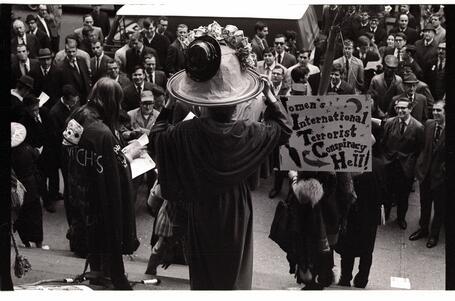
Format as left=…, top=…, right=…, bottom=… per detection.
left=9, top=4, right=445, bottom=292
left=10, top=176, right=445, bottom=291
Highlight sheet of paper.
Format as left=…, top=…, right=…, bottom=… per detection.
left=184, top=111, right=197, bottom=120
left=38, top=92, right=50, bottom=107
left=130, top=152, right=155, bottom=179
left=390, top=276, right=411, bottom=289
left=137, top=133, right=149, bottom=146
left=365, top=60, right=381, bottom=71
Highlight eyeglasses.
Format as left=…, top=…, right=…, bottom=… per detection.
left=274, top=42, right=285, bottom=45
left=299, top=56, right=309, bottom=59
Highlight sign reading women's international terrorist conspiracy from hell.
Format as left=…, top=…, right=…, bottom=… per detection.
left=280, top=95, right=372, bottom=172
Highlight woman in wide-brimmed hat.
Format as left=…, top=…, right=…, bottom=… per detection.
left=149, top=25, right=292, bottom=289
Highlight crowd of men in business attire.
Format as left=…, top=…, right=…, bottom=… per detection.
left=9, top=3, right=446, bottom=285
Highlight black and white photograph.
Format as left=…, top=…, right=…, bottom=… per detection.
left=1, top=1, right=453, bottom=296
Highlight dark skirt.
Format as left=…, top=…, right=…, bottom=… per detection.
left=187, top=182, right=253, bottom=290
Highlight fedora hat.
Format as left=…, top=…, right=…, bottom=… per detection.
left=167, top=35, right=263, bottom=107
left=140, top=90, right=155, bottom=103
left=18, top=75, right=34, bottom=90
left=403, top=73, right=419, bottom=84
left=37, top=48, right=53, bottom=59
left=384, top=55, right=398, bottom=68
left=25, top=14, right=36, bottom=24
left=423, top=23, right=436, bottom=33
left=11, top=122, right=27, bottom=148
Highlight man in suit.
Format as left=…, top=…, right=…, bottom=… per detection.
left=425, top=42, right=446, bottom=101
left=20, top=95, right=60, bottom=213
left=327, top=63, right=355, bottom=95
left=415, top=24, right=439, bottom=81
left=157, top=16, right=175, bottom=43
left=53, top=35, right=92, bottom=73
left=114, top=29, right=135, bottom=72
left=286, top=49, right=320, bottom=95
left=389, top=14, right=418, bottom=45
left=273, top=34, right=297, bottom=68
left=90, top=41, right=112, bottom=84
left=409, top=100, right=446, bottom=248
left=354, top=35, right=381, bottom=93
left=368, top=55, right=404, bottom=118
left=165, top=24, right=188, bottom=77
left=251, top=21, right=269, bottom=61
left=122, top=65, right=157, bottom=111
left=367, top=14, right=387, bottom=47
left=333, top=39, right=364, bottom=93
left=74, top=14, right=104, bottom=44
left=381, top=98, right=424, bottom=230
left=90, top=5, right=111, bottom=37
left=55, top=37, right=91, bottom=105
left=36, top=4, right=59, bottom=54
left=143, top=53, right=167, bottom=91
left=141, top=18, right=170, bottom=71
left=11, top=19, right=39, bottom=58
left=382, top=32, right=408, bottom=65
left=49, top=84, right=80, bottom=225
left=126, top=31, right=159, bottom=77
left=388, top=73, right=428, bottom=123
left=30, top=48, right=59, bottom=110
left=256, top=48, right=282, bottom=81
left=11, top=75, right=34, bottom=122
left=106, top=59, right=133, bottom=91
left=25, top=14, right=50, bottom=50
left=394, top=4, right=419, bottom=30
left=401, top=64, right=434, bottom=115
left=11, top=44, right=40, bottom=86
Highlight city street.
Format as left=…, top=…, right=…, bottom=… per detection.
left=11, top=176, right=445, bottom=290
left=9, top=4, right=445, bottom=291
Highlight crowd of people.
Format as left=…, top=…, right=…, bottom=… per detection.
left=8, top=4, right=445, bottom=291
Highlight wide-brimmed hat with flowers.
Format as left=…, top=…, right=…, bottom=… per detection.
left=167, top=22, right=263, bottom=107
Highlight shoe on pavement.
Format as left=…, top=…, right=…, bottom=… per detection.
left=409, top=228, right=429, bottom=241
left=426, top=237, right=438, bottom=248
left=44, top=202, right=56, bottom=213
left=268, top=188, right=280, bottom=199
left=396, top=219, right=407, bottom=230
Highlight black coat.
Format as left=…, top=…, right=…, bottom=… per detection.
left=56, top=57, right=91, bottom=105
left=142, top=32, right=170, bottom=72
left=125, top=46, right=159, bottom=76
left=91, top=10, right=111, bottom=37
left=28, top=29, right=51, bottom=50
left=11, top=56, right=41, bottom=87
left=29, top=65, right=59, bottom=109
left=64, top=105, right=139, bottom=255
left=165, top=40, right=186, bottom=76
left=11, top=34, right=40, bottom=58
left=335, top=157, right=384, bottom=256
left=122, top=81, right=156, bottom=112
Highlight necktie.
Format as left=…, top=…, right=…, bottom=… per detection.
left=438, top=60, right=443, bottom=72
left=137, top=85, right=142, bottom=95
left=72, top=59, right=80, bottom=74
left=21, top=62, right=27, bottom=75
left=44, top=68, right=48, bottom=76
left=434, top=125, right=441, bottom=145
left=266, top=67, right=271, bottom=78
left=96, top=57, right=100, bottom=71
left=277, top=53, right=282, bottom=64
left=400, top=121, right=406, bottom=135
left=345, top=57, right=350, bottom=78
left=35, top=115, right=41, bottom=123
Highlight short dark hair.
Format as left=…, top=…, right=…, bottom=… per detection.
left=274, top=33, right=285, bottom=40
left=143, top=18, right=157, bottom=29
left=297, top=49, right=311, bottom=57
left=254, top=21, right=267, bottom=33
left=62, top=84, right=79, bottom=98
left=130, top=31, right=143, bottom=42
left=65, top=33, right=80, bottom=46
left=394, top=32, right=407, bottom=41
left=133, top=65, right=145, bottom=73
left=151, top=85, right=165, bottom=97
left=273, top=65, right=286, bottom=75
left=263, top=47, right=275, bottom=56
left=285, top=30, right=297, bottom=41
left=143, top=53, right=156, bottom=61
left=291, top=66, right=309, bottom=83
left=82, top=14, right=92, bottom=22
left=16, top=43, right=29, bottom=52
left=158, top=16, right=168, bottom=22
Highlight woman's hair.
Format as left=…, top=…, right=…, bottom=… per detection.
left=87, top=77, right=123, bottom=132
left=201, top=105, right=237, bottom=123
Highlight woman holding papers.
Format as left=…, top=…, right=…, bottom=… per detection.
left=62, top=77, right=143, bottom=290
left=149, top=31, right=292, bottom=289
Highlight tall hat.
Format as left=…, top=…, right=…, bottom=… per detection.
left=167, top=26, right=263, bottom=107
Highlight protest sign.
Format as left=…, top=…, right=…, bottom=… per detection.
left=279, top=94, right=372, bottom=172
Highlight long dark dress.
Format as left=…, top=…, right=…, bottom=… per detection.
left=149, top=102, right=291, bottom=289
left=12, top=142, right=43, bottom=245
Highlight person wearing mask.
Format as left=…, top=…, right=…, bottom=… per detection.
left=62, top=78, right=143, bottom=289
